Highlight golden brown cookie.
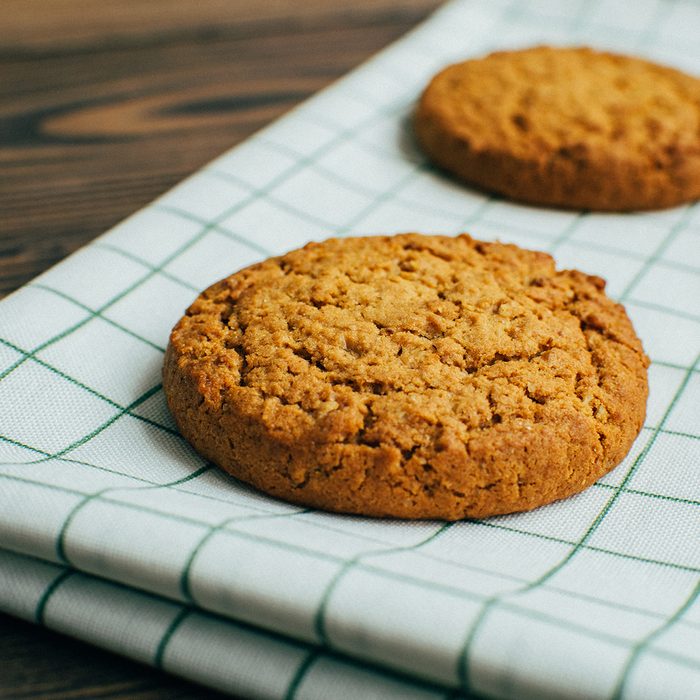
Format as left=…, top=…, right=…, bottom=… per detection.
left=415, top=46, right=700, bottom=211
left=164, top=234, right=649, bottom=520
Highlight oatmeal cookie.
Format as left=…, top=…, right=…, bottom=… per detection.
left=164, top=234, right=649, bottom=519
left=415, top=46, right=700, bottom=210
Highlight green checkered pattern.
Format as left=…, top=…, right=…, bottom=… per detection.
left=1, top=0, right=699, bottom=697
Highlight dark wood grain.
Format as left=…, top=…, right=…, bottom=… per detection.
left=0, top=613, right=227, bottom=699
left=0, top=0, right=441, bottom=696
left=0, top=0, right=441, bottom=299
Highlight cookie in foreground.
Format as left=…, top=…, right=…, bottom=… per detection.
left=164, top=234, right=649, bottom=520
left=415, top=46, right=700, bottom=211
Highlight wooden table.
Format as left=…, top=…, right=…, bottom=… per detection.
left=0, top=1, right=441, bottom=696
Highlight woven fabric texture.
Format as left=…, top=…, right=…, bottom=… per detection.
left=1, top=0, right=699, bottom=698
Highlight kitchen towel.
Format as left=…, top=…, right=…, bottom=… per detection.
left=1, top=0, right=699, bottom=698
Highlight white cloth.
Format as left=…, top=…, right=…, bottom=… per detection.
left=1, top=1, right=699, bottom=697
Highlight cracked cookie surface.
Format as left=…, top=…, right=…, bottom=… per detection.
left=164, top=234, right=649, bottom=519
left=415, top=46, right=700, bottom=211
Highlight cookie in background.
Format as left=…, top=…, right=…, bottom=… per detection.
left=415, top=46, right=700, bottom=211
